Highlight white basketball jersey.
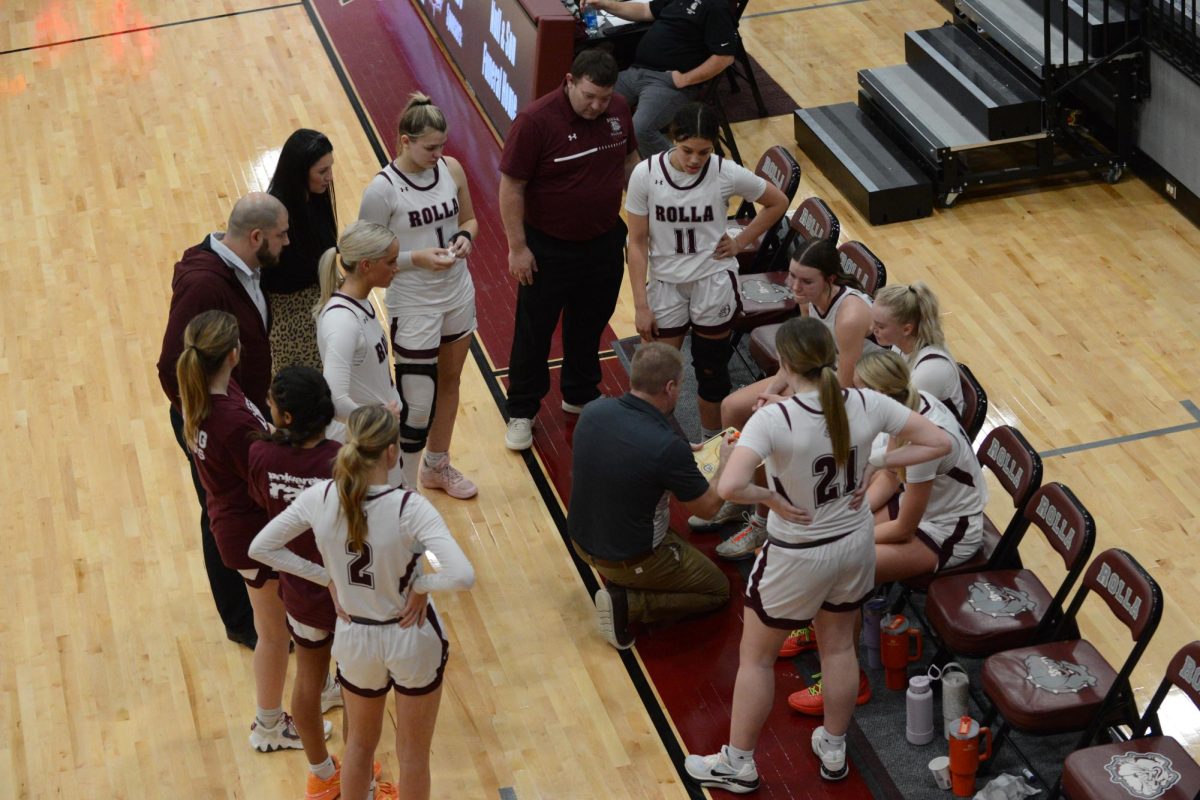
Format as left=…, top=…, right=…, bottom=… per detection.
left=360, top=159, right=472, bottom=314
left=811, top=285, right=872, bottom=339
left=906, top=392, right=988, bottom=524
left=909, top=346, right=963, bottom=421
left=738, top=388, right=913, bottom=541
left=625, top=151, right=766, bottom=283
left=253, top=483, right=474, bottom=622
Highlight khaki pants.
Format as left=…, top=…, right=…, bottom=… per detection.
left=575, top=532, right=730, bottom=624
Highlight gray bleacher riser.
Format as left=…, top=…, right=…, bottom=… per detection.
left=1013, top=0, right=1139, bottom=56
left=905, top=26, right=1044, bottom=138
left=792, top=105, right=933, bottom=225
left=858, top=65, right=991, bottom=162
left=958, top=0, right=1083, bottom=74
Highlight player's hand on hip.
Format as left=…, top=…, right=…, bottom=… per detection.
left=712, top=233, right=740, bottom=259
left=399, top=590, right=429, bottom=628
left=767, top=492, right=811, bottom=525
left=635, top=306, right=658, bottom=341
left=509, top=247, right=537, bottom=285
left=328, top=583, right=350, bottom=623
left=415, top=247, right=456, bottom=271
left=848, top=467, right=875, bottom=510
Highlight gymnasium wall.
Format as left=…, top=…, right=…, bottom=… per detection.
left=1138, top=53, right=1200, bottom=196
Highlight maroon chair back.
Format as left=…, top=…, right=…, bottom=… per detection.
left=788, top=196, right=840, bottom=245
left=977, top=425, right=1042, bottom=509
left=957, top=362, right=987, bottom=442
left=756, top=146, right=800, bottom=198
left=1166, top=641, right=1200, bottom=709
left=1081, top=548, right=1162, bottom=642
left=1024, top=483, right=1095, bottom=572
left=836, top=241, right=886, bottom=297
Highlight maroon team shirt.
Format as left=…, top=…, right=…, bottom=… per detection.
left=193, top=380, right=271, bottom=570
left=499, top=80, right=636, bottom=241
left=248, top=438, right=342, bottom=631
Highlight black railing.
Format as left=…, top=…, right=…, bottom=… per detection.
left=1145, top=0, right=1200, bottom=81
left=1040, top=0, right=1146, bottom=96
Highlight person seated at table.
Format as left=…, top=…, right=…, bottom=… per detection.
left=584, top=0, right=736, bottom=157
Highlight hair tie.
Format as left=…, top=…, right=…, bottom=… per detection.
left=908, top=285, right=917, bottom=294
left=335, top=244, right=340, bottom=254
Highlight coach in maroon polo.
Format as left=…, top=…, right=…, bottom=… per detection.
left=499, top=49, right=640, bottom=451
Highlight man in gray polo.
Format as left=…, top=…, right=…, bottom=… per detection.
left=569, top=342, right=732, bottom=649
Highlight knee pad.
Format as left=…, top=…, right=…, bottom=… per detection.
left=691, top=335, right=733, bottom=403
left=395, top=361, right=439, bottom=454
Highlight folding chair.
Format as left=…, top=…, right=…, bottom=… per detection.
left=925, top=482, right=1096, bottom=661
left=957, top=362, right=988, bottom=443
left=724, top=0, right=768, bottom=118
left=890, top=425, right=1043, bottom=623
left=979, top=548, right=1164, bottom=789
left=836, top=240, right=887, bottom=296
left=1058, top=640, right=1200, bottom=799
left=698, top=78, right=743, bottom=165
left=728, top=146, right=801, bottom=274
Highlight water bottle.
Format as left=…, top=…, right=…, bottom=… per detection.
left=906, top=675, right=934, bottom=744
left=862, top=597, right=886, bottom=669
left=939, top=663, right=970, bottom=740
left=582, top=6, right=600, bottom=35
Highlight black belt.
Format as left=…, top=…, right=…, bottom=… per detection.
left=766, top=529, right=854, bottom=550
left=349, top=615, right=402, bottom=626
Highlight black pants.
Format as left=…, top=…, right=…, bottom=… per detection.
left=506, top=222, right=626, bottom=419
left=169, top=405, right=255, bottom=637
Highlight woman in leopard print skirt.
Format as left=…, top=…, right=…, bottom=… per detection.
left=265, top=129, right=338, bottom=372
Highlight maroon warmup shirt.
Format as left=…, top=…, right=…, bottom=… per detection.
left=248, top=438, right=342, bottom=631
left=499, top=80, right=636, bottom=241
left=192, top=381, right=271, bottom=570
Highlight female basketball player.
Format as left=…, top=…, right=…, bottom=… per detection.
left=684, top=318, right=950, bottom=792
left=247, top=367, right=348, bottom=795
left=853, top=350, right=986, bottom=581
left=250, top=405, right=476, bottom=800
left=706, top=238, right=875, bottom=560
left=358, top=93, right=479, bottom=499
left=177, top=310, right=329, bottom=754
left=625, top=102, right=788, bottom=439
left=315, top=220, right=405, bottom=487
left=265, top=129, right=338, bottom=372
left=871, top=282, right=963, bottom=419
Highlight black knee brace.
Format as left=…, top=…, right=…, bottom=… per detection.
left=394, top=361, right=439, bottom=454
left=691, top=335, right=733, bottom=403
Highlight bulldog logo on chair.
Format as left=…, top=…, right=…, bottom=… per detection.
left=966, top=580, right=1038, bottom=618
left=1022, top=655, right=1098, bottom=694
left=1103, top=751, right=1181, bottom=799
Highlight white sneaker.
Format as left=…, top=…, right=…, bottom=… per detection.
left=249, top=713, right=332, bottom=752
left=505, top=417, right=533, bottom=450
left=561, top=399, right=586, bottom=414
left=320, top=675, right=342, bottom=713
left=811, top=726, right=848, bottom=781
left=688, top=500, right=753, bottom=532
left=714, top=514, right=767, bottom=561
left=684, top=746, right=760, bottom=794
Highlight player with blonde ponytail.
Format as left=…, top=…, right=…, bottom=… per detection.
left=177, top=311, right=331, bottom=755
left=685, top=317, right=950, bottom=793
left=871, top=282, right=963, bottom=419
left=251, top=404, right=475, bottom=800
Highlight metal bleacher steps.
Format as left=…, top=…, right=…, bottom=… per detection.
left=793, top=104, right=933, bottom=225
left=792, top=0, right=1141, bottom=223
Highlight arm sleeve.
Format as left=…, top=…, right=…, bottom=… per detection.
left=498, top=114, right=539, bottom=182
left=246, top=444, right=269, bottom=510
left=318, top=310, right=362, bottom=421
left=661, top=438, right=711, bottom=502
left=703, top=1, right=737, bottom=55
left=249, top=489, right=331, bottom=585
left=868, top=390, right=918, bottom=437
left=724, top=162, right=769, bottom=203
left=736, top=406, right=775, bottom=462
left=624, top=161, right=651, bottom=215
left=406, top=497, right=476, bottom=594
left=912, top=358, right=959, bottom=406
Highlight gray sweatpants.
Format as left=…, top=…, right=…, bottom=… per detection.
left=615, top=66, right=702, bottom=158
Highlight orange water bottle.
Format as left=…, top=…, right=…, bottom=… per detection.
left=947, top=715, right=992, bottom=797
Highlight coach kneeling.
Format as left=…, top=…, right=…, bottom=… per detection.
left=569, top=343, right=731, bottom=649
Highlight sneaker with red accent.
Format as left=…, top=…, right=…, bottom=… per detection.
left=778, top=626, right=818, bottom=658
left=715, top=515, right=767, bottom=561
left=419, top=459, right=478, bottom=499
left=372, top=781, right=400, bottom=799
left=787, top=670, right=871, bottom=716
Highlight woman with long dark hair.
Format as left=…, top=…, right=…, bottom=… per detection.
left=266, top=129, right=338, bottom=371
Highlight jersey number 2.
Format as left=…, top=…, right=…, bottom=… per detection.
left=347, top=541, right=375, bottom=589
left=812, top=447, right=858, bottom=507
left=673, top=228, right=697, bottom=255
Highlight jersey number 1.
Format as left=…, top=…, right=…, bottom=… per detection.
left=673, top=228, right=697, bottom=255
left=812, top=447, right=859, bottom=508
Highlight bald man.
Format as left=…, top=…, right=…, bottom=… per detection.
left=156, top=192, right=289, bottom=649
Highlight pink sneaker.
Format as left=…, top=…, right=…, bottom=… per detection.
left=419, top=459, right=478, bottom=499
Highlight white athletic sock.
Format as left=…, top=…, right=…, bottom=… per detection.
left=400, top=450, right=422, bottom=490
left=322, top=673, right=336, bottom=692
left=752, top=511, right=767, bottom=528
left=820, top=730, right=846, bottom=749
left=256, top=706, right=283, bottom=729
left=424, top=450, right=448, bottom=468
left=310, top=756, right=336, bottom=780
left=725, top=744, right=755, bottom=766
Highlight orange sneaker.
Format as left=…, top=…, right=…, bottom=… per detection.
left=372, top=781, right=400, bottom=799
left=778, top=626, right=818, bottom=658
left=787, top=670, right=871, bottom=716
left=305, top=757, right=383, bottom=799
